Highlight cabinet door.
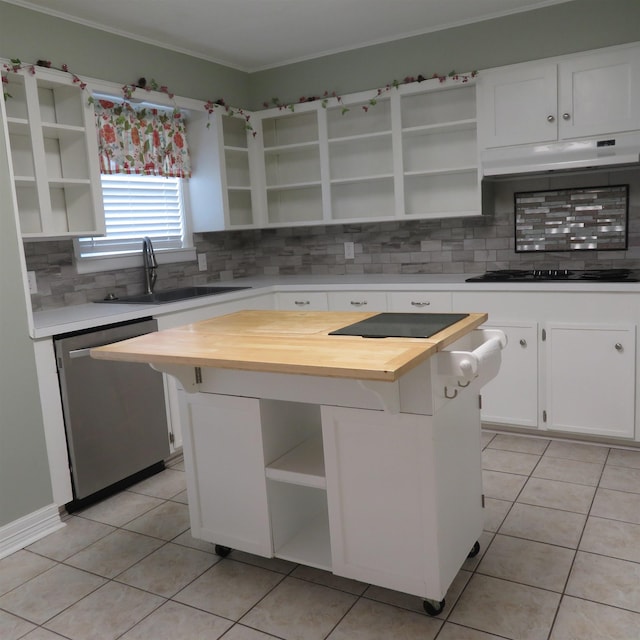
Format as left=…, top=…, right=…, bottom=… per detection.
left=558, top=46, right=640, bottom=139
left=327, top=290, right=387, bottom=311
left=179, top=393, right=273, bottom=555
left=277, top=291, right=328, bottom=310
left=480, top=322, right=538, bottom=428
left=322, top=396, right=483, bottom=600
left=478, top=63, right=558, bottom=147
left=545, top=323, right=636, bottom=439
left=388, top=291, right=452, bottom=313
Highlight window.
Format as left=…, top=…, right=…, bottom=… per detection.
left=77, top=174, right=188, bottom=258
left=75, top=98, right=195, bottom=268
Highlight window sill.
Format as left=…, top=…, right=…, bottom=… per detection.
left=75, top=247, right=197, bottom=274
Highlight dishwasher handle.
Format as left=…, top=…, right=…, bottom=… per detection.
left=69, top=347, right=93, bottom=359
left=70, top=340, right=129, bottom=358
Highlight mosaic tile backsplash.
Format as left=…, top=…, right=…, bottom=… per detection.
left=515, top=185, right=629, bottom=252
left=25, top=170, right=640, bottom=311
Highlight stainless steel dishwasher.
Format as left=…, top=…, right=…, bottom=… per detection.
left=54, top=317, right=170, bottom=510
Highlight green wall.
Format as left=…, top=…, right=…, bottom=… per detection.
left=0, top=1, right=250, bottom=106
left=0, top=102, right=53, bottom=527
left=248, top=0, right=640, bottom=109
left=2, top=0, right=640, bottom=112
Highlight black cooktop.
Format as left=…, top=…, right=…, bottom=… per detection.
left=329, top=313, right=469, bottom=338
left=466, top=269, right=639, bottom=283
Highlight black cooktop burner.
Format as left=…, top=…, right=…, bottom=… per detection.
left=466, top=269, right=639, bottom=282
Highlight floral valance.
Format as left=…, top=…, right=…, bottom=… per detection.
left=95, top=99, right=191, bottom=178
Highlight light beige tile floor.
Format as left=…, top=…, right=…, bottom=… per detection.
left=2, top=431, right=640, bottom=639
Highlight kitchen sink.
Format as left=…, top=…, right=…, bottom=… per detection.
left=96, top=285, right=252, bottom=304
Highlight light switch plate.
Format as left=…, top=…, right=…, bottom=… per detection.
left=27, top=271, right=37, bottom=294
left=344, top=242, right=355, bottom=259
left=197, top=253, right=207, bottom=271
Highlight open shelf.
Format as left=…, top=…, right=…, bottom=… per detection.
left=274, top=509, right=332, bottom=570
left=266, top=435, right=325, bottom=489
left=327, top=98, right=391, bottom=138
left=263, top=111, right=319, bottom=147
left=222, top=115, right=249, bottom=149
left=267, top=185, right=323, bottom=224
left=401, top=85, right=476, bottom=129
left=268, top=480, right=331, bottom=570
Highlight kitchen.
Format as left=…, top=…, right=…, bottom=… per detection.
left=2, top=0, right=640, bottom=638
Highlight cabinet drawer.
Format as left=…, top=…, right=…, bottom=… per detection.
left=277, top=292, right=328, bottom=310
left=327, top=291, right=387, bottom=311
left=388, top=292, right=452, bottom=313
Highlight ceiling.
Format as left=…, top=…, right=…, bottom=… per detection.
left=6, top=0, right=576, bottom=72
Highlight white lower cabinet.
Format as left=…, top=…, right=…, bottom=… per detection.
left=276, top=291, right=328, bottom=311
left=453, top=291, right=638, bottom=440
left=327, top=290, right=388, bottom=311
left=480, top=322, right=538, bottom=428
left=388, top=291, right=452, bottom=313
left=544, top=323, right=636, bottom=439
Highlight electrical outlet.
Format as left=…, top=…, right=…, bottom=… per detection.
left=344, top=242, right=355, bottom=260
left=27, top=271, right=37, bottom=294
left=197, top=253, right=207, bottom=271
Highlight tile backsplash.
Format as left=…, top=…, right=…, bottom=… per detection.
left=26, top=170, right=640, bottom=311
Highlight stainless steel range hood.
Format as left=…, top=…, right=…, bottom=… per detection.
left=482, top=132, right=640, bottom=177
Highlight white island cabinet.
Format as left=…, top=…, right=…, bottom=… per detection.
left=92, top=310, right=504, bottom=613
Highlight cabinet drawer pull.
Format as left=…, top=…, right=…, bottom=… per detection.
left=547, top=114, right=555, bottom=122
left=411, top=301, right=431, bottom=307
left=615, top=342, right=623, bottom=352
left=562, top=112, right=571, bottom=120
left=519, top=339, right=527, bottom=347
left=350, top=300, right=367, bottom=306
left=294, top=300, right=310, bottom=306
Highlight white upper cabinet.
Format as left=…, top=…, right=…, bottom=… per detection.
left=478, top=43, right=640, bottom=148
left=558, top=47, right=640, bottom=139
left=3, top=67, right=104, bottom=238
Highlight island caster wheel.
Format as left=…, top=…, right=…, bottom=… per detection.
left=467, top=540, right=481, bottom=558
left=423, top=598, right=445, bottom=616
left=214, top=544, right=232, bottom=557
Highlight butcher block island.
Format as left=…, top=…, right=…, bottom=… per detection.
left=92, top=310, right=505, bottom=615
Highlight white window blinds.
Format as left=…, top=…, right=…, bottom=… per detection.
left=78, top=174, right=185, bottom=257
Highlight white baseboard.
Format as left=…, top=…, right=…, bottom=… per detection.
left=0, top=504, right=65, bottom=560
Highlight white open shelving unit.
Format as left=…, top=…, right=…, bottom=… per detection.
left=3, top=67, right=104, bottom=238
left=265, top=430, right=331, bottom=569
left=246, top=74, right=484, bottom=229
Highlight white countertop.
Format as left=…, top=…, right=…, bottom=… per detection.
left=32, top=274, right=640, bottom=339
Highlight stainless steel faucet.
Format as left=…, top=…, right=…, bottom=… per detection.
left=142, top=237, right=158, bottom=294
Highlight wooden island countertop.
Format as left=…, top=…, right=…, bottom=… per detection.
left=91, top=310, right=488, bottom=382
